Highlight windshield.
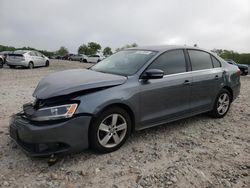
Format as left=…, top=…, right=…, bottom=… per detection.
left=91, top=50, right=157, bottom=76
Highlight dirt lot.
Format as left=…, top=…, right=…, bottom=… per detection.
left=0, top=60, right=249, bottom=188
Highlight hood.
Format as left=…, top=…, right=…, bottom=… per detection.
left=33, top=69, right=127, bottom=99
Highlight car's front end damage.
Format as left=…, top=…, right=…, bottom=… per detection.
left=9, top=69, right=127, bottom=157
left=9, top=94, right=93, bottom=157
left=9, top=109, right=91, bottom=157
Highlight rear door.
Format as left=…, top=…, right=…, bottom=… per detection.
left=139, top=49, right=192, bottom=128
left=35, top=51, right=45, bottom=66
left=187, top=49, right=224, bottom=112
left=29, top=51, right=39, bottom=66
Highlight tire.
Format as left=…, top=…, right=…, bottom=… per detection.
left=28, top=62, right=34, bottom=69
left=83, top=59, right=87, bottom=63
left=45, top=60, right=49, bottom=67
left=0, top=59, right=3, bottom=68
left=9, top=65, right=15, bottom=69
left=90, top=106, right=131, bottom=153
left=210, top=89, right=231, bottom=118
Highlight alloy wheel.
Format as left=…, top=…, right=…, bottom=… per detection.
left=217, top=93, right=230, bottom=115
left=97, top=114, right=127, bottom=148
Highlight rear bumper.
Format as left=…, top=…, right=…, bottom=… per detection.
left=232, top=83, right=241, bottom=101
left=6, top=60, right=29, bottom=67
left=9, top=114, right=91, bottom=157
left=241, top=68, right=248, bottom=75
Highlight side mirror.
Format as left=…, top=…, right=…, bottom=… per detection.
left=141, top=69, right=164, bottom=80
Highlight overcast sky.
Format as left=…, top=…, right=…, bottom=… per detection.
left=0, top=0, right=250, bottom=53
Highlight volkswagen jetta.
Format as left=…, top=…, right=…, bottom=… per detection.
left=9, top=45, right=241, bottom=156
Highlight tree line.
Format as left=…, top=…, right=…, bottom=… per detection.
left=212, top=49, right=250, bottom=65
left=0, top=42, right=138, bottom=58
left=0, top=44, right=249, bottom=65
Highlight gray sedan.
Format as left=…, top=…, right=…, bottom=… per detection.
left=9, top=45, right=241, bottom=156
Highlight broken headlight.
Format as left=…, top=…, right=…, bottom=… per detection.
left=32, top=103, right=78, bottom=121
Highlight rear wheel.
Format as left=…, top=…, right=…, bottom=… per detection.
left=9, top=65, right=15, bottom=69
left=90, top=107, right=131, bottom=153
left=28, top=62, right=34, bottom=69
left=45, top=60, right=49, bottom=67
left=210, top=89, right=231, bottom=118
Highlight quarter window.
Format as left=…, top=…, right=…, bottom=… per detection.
left=29, top=51, right=36, bottom=56
left=211, top=56, right=221, bottom=68
left=147, top=50, right=186, bottom=75
left=188, top=50, right=213, bottom=71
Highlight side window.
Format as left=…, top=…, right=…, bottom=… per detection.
left=35, top=51, right=42, bottom=57
left=211, top=56, right=221, bottom=68
left=188, top=50, right=213, bottom=71
left=29, top=51, right=35, bottom=56
left=147, top=50, right=186, bottom=75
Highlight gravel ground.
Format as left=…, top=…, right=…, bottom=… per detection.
left=0, top=60, right=249, bottom=188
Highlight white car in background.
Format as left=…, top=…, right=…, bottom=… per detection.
left=6, top=50, right=50, bottom=69
left=86, top=54, right=105, bottom=63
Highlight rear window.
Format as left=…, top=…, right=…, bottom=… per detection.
left=188, top=50, right=213, bottom=71
left=13, top=51, right=26, bottom=55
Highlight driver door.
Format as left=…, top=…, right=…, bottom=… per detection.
left=139, top=49, right=192, bottom=129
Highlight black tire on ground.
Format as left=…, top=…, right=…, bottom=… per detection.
left=89, top=106, right=132, bottom=153
left=0, top=59, right=3, bottom=68
left=9, top=65, right=15, bottom=69
left=28, top=62, right=34, bottom=69
left=210, top=88, right=231, bottom=118
left=45, top=60, right=49, bottom=67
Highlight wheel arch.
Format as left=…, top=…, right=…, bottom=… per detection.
left=91, top=103, right=136, bottom=133
left=28, top=61, right=34, bottom=67
left=222, top=86, right=233, bottom=102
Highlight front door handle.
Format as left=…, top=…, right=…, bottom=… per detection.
left=215, top=75, right=219, bottom=80
left=183, top=80, right=191, bottom=85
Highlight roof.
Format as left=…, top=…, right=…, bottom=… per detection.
left=129, top=45, right=205, bottom=52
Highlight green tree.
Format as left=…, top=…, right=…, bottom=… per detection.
left=87, top=42, right=101, bottom=55
left=0, top=45, right=15, bottom=52
left=78, top=44, right=90, bottom=55
left=213, top=49, right=250, bottom=65
left=116, top=43, right=138, bottom=52
left=77, top=42, right=102, bottom=55
left=103, top=47, right=113, bottom=56
left=56, top=46, right=69, bottom=56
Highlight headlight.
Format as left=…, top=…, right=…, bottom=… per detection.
left=32, top=103, right=78, bottom=121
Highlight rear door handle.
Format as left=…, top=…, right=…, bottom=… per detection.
left=183, top=80, right=191, bottom=85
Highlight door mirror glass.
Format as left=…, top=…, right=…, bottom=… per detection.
left=141, top=69, right=164, bottom=79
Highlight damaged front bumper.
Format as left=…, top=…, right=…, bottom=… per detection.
left=9, top=113, right=92, bottom=157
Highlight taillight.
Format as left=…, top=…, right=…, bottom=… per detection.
left=237, top=70, right=241, bottom=76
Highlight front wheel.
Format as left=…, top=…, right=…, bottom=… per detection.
left=90, top=107, right=131, bottom=153
left=210, top=89, right=231, bottom=118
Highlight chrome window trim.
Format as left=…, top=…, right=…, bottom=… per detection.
left=139, top=67, right=223, bottom=81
